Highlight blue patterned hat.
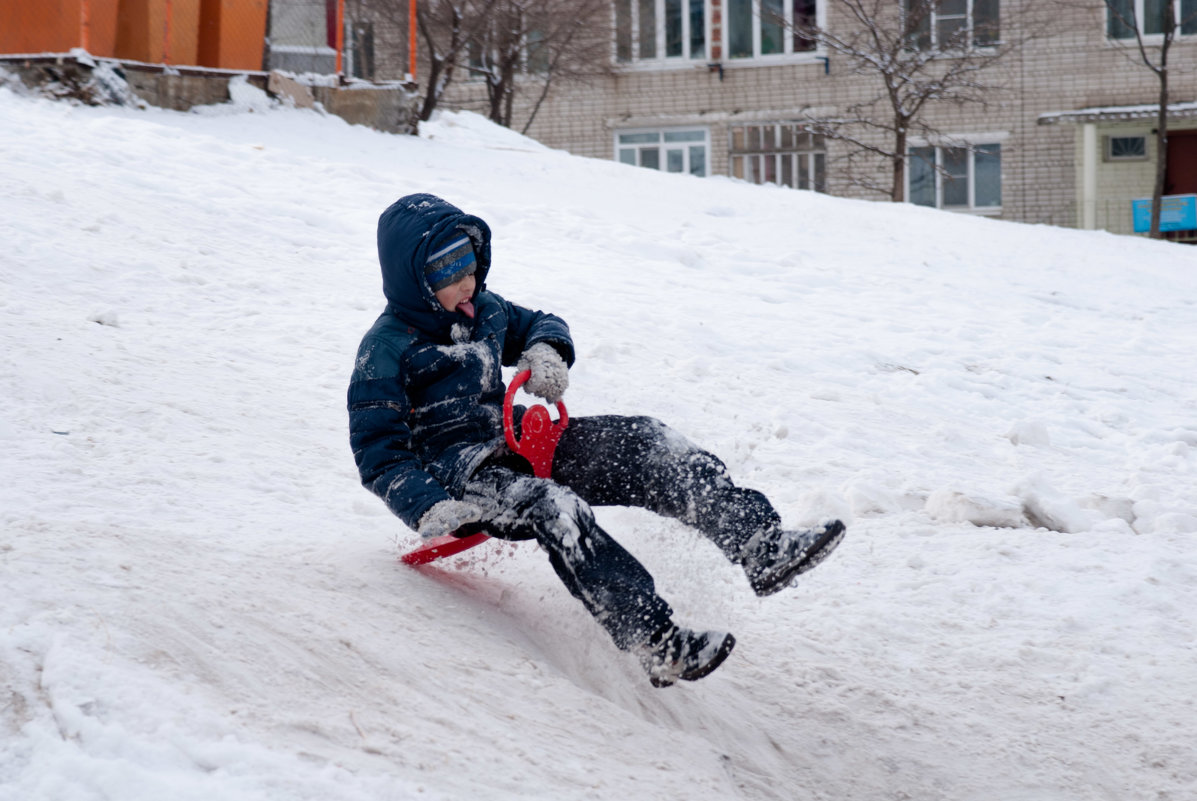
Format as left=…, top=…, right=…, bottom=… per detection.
left=425, top=233, right=476, bottom=291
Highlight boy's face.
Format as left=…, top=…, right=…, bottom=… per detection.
left=434, top=272, right=477, bottom=318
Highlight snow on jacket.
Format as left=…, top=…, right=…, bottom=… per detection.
left=347, top=194, right=574, bottom=529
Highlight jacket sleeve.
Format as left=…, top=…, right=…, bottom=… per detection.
left=498, top=295, right=575, bottom=368
left=347, top=335, right=451, bottom=530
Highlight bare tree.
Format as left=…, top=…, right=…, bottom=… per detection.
left=788, top=0, right=1043, bottom=201
left=413, top=0, right=498, bottom=122
left=515, top=0, right=612, bottom=133
left=468, top=0, right=526, bottom=126
left=1100, top=0, right=1196, bottom=238
left=367, top=0, right=609, bottom=128
left=466, top=0, right=612, bottom=131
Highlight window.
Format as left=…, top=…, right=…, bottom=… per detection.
left=467, top=27, right=551, bottom=79
left=1106, top=135, right=1148, bottom=161
left=729, top=123, right=826, bottom=190
left=728, top=0, right=818, bottom=58
left=1107, top=0, right=1197, bottom=38
left=525, top=30, right=549, bottom=73
left=617, top=129, right=709, bottom=176
left=903, top=0, right=1000, bottom=50
left=349, top=21, right=375, bottom=80
left=616, top=0, right=706, bottom=62
left=908, top=144, right=1001, bottom=210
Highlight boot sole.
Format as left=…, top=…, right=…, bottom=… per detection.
left=751, top=520, right=846, bottom=597
left=650, top=633, right=737, bottom=688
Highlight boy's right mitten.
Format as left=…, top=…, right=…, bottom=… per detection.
left=517, top=342, right=569, bottom=402
left=417, top=499, right=484, bottom=539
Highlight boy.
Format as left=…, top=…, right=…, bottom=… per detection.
left=348, top=193, right=845, bottom=688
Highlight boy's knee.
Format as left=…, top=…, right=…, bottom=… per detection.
left=677, top=450, right=733, bottom=491
left=514, top=478, right=592, bottom=529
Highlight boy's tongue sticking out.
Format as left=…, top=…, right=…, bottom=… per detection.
left=427, top=232, right=479, bottom=320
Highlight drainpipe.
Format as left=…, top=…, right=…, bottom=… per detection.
left=408, top=0, right=417, bottom=81
left=163, top=0, right=173, bottom=64
left=80, top=0, right=90, bottom=51
left=335, top=0, right=345, bottom=75
left=1081, top=123, right=1098, bottom=230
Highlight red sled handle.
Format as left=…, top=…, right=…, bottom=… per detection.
left=503, top=369, right=568, bottom=480
left=400, top=370, right=568, bottom=565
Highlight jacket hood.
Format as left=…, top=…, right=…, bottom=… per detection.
left=377, top=193, right=492, bottom=337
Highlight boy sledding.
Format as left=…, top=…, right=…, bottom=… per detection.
left=348, top=193, right=845, bottom=687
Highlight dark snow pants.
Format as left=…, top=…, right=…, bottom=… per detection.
left=459, top=415, right=781, bottom=650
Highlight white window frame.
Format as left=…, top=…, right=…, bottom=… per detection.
left=615, top=0, right=708, bottom=64
left=907, top=139, right=1003, bottom=213
left=725, top=0, right=822, bottom=60
left=1106, top=0, right=1197, bottom=40
left=903, top=0, right=1000, bottom=52
left=616, top=128, right=710, bottom=176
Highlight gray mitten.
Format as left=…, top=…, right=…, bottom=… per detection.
left=417, top=499, right=483, bottom=539
left=516, top=342, right=569, bottom=403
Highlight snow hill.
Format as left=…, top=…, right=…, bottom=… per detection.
left=1, top=76, right=1195, bottom=801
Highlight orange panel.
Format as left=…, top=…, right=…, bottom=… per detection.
left=115, top=0, right=200, bottom=65
left=0, top=0, right=67, bottom=53
left=197, top=0, right=267, bottom=70
left=0, top=0, right=115, bottom=55
left=86, top=0, right=121, bottom=56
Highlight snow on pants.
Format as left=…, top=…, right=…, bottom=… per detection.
left=458, top=415, right=781, bottom=650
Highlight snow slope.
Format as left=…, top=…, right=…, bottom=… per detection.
left=1, top=79, right=1195, bottom=801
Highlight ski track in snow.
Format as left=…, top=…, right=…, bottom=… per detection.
left=1, top=80, right=1195, bottom=801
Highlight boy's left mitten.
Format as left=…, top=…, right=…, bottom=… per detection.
left=517, top=342, right=569, bottom=403
left=418, top=500, right=483, bottom=539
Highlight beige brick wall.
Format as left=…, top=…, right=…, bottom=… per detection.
left=345, top=0, right=410, bottom=81
left=419, top=0, right=1197, bottom=234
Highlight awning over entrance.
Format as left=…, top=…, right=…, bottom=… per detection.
left=1038, top=101, right=1197, bottom=125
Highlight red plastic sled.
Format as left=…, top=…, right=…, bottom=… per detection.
left=400, top=369, right=568, bottom=565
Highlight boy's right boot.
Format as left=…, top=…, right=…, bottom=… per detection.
left=637, top=624, right=736, bottom=688
left=741, top=519, right=846, bottom=597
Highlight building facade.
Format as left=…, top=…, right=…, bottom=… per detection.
left=353, top=0, right=1197, bottom=237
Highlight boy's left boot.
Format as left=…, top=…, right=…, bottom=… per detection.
left=741, top=519, right=846, bottom=597
left=637, top=624, right=736, bottom=688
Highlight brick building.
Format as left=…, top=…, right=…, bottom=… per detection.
left=345, top=0, right=1197, bottom=236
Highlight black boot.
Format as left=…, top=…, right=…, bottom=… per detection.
left=636, top=623, right=736, bottom=688
left=741, top=519, right=846, bottom=597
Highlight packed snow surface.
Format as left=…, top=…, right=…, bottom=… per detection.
left=1, top=79, right=1195, bottom=801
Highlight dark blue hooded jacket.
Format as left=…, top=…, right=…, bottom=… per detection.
left=348, top=194, right=574, bottom=530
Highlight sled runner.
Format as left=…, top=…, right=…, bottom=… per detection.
left=400, top=369, right=568, bottom=565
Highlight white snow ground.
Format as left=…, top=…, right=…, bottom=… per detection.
left=1, top=76, right=1195, bottom=801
